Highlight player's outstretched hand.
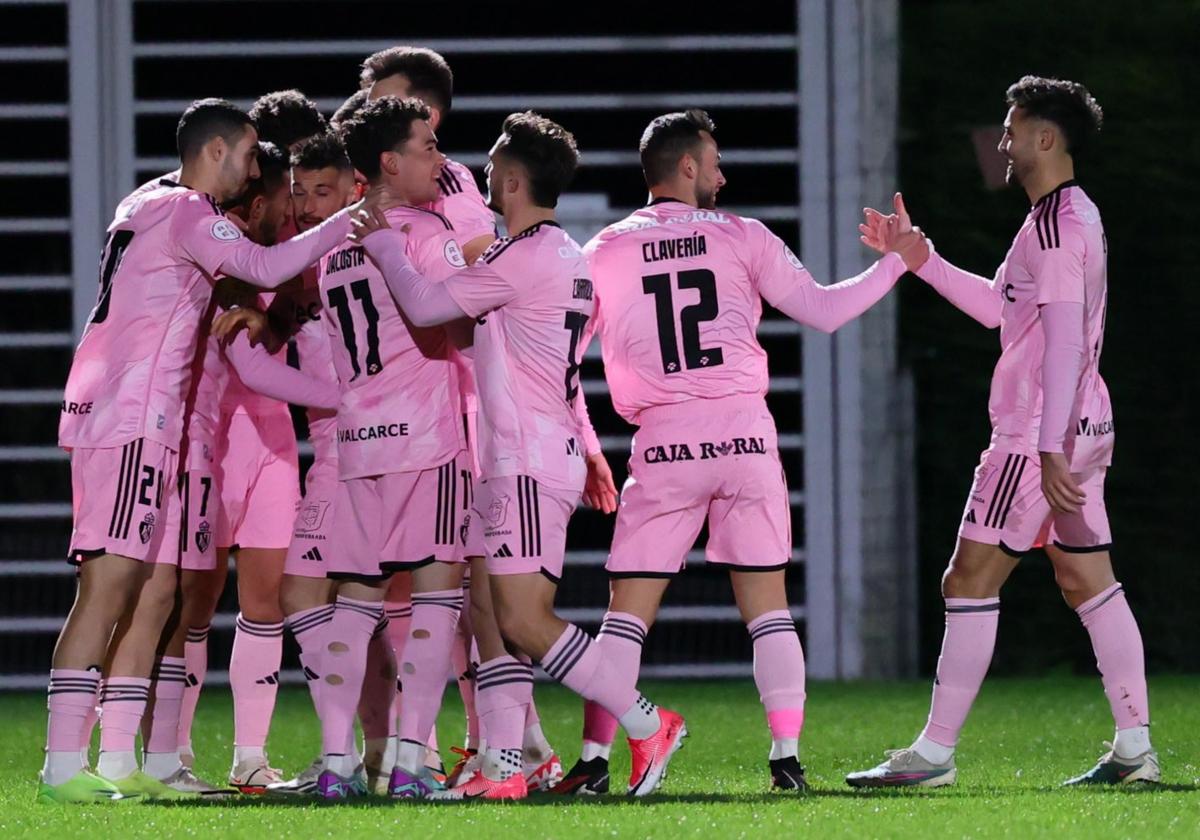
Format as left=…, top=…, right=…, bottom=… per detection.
left=212, top=306, right=268, bottom=346
left=1039, top=451, right=1086, bottom=514
left=583, top=452, right=618, bottom=514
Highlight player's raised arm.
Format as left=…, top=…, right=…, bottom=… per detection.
left=353, top=214, right=472, bottom=326
left=752, top=212, right=919, bottom=334
left=866, top=193, right=1004, bottom=328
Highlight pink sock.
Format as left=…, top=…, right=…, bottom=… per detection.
left=46, top=669, right=101, bottom=752
left=286, top=605, right=334, bottom=714
left=1076, top=583, right=1150, bottom=728
left=321, top=597, right=381, bottom=756
left=144, top=657, right=187, bottom=754
left=398, top=589, right=462, bottom=745
left=583, top=612, right=647, bottom=746
left=541, top=624, right=638, bottom=717
left=475, top=656, right=532, bottom=752
left=99, top=677, right=152, bottom=754
left=359, top=614, right=398, bottom=741
left=921, top=597, right=1000, bottom=747
left=177, top=624, right=209, bottom=751
left=230, top=614, right=283, bottom=749
left=81, top=679, right=102, bottom=754
left=747, top=610, right=806, bottom=738
left=451, top=606, right=480, bottom=748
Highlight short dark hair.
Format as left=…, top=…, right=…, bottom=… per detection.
left=639, top=109, right=717, bottom=187
left=176, top=98, right=253, bottom=162
left=1006, top=76, right=1103, bottom=156
left=330, top=89, right=370, bottom=131
left=337, top=96, right=432, bottom=181
left=232, top=141, right=289, bottom=207
left=360, top=46, right=453, bottom=113
left=248, top=89, right=327, bottom=149
left=290, top=131, right=353, bottom=173
left=494, top=111, right=579, bottom=209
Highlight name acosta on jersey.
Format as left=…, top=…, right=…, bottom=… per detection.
left=326, top=246, right=366, bottom=274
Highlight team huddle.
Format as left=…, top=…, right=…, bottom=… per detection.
left=36, top=46, right=1158, bottom=804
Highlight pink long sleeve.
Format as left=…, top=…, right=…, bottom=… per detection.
left=1037, top=301, right=1086, bottom=453
left=759, top=251, right=907, bottom=333
left=224, top=330, right=340, bottom=409
left=362, top=228, right=468, bottom=326
left=180, top=207, right=351, bottom=290
left=914, top=250, right=1003, bottom=329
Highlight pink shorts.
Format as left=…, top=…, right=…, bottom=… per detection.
left=217, top=411, right=300, bottom=550
left=326, top=452, right=468, bottom=580
left=477, top=474, right=579, bottom=582
left=284, top=455, right=338, bottom=578
left=68, top=439, right=178, bottom=565
left=959, top=448, right=1112, bottom=555
left=607, top=395, right=791, bottom=577
left=177, top=464, right=220, bottom=571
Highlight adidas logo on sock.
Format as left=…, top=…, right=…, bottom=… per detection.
left=185, top=673, right=199, bottom=687
left=302, top=666, right=319, bottom=681
left=302, top=547, right=324, bottom=563
left=255, top=671, right=280, bottom=686
left=492, top=543, right=513, bottom=558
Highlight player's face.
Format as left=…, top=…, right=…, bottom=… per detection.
left=387, top=119, right=445, bottom=205
left=998, top=105, right=1037, bottom=187
left=255, top=180, right=292, bottom=245
left=292, top=165, right=356, bottom=231
left=692, top=132, right=725, bottom=210
left=218, top=126, right=261, bottom=203
left=483, top=137, right=509, bottom=214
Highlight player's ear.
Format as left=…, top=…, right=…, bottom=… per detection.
left=249, top=194, right=266, bottom=223
left=207, top=135, right=226, bottom=164
left=427, top=106, right=442, bottom=132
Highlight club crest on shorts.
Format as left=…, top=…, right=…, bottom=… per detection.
left=139, top=512, right=156, bottom=544
left=296, top=500, right=331, bottom=532
left=194, top=520, right=211, bottom=553
left=460, top=513, right=471, bottom=546
left=486, top=494, right=510, bottom=528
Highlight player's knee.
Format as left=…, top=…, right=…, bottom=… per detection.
left=237, top=591, right=283, bottom=623
left=494, top=605, right=539, bottom=651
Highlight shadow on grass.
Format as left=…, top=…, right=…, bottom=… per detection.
left=138, top=778, right=1199, bottom=810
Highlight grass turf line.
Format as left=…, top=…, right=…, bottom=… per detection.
left=1, top=676, right=1197, bottom=838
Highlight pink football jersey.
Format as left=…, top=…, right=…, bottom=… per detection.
left=60, top=179, right=350, bottom=451
left=318, top=205, right=466, bottom=479
left=987, top=181, right=1112, bottom=470
left=219, top=292, right=292, bottom=418
left=268, top=278, right=339, bottom=466
left=428, top=157, right=497, bottom=245
left=442, top=221, right=595, bottom=491
left=585, top=199, right=837, bottom=423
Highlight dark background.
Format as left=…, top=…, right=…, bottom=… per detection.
left=900, top=0, right=1200, bottom=672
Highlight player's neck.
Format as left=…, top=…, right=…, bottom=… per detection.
left=1023, top=161, right=1075, bottom=206
left=178, top=165, right=219, bottom=199
left=503, top=205, right=556, bottom=237
left=647, top=186, right=696, bottom=208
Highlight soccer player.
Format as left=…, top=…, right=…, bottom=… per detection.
left=351, top=110, right=691, bottom=801
left=846, top=77, right=1156, bottom=788
left=548, top=109, right=920, bottom=795
left=39, top=98, right=356, bottom=804
left=212, top=90, right=330, bottom=792
left=362, top=46, right=506, bottom=782
left=309, top=96, right=470, bottom=800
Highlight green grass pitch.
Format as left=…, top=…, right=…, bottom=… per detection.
left=2, top=676, right=1197, bottom=837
